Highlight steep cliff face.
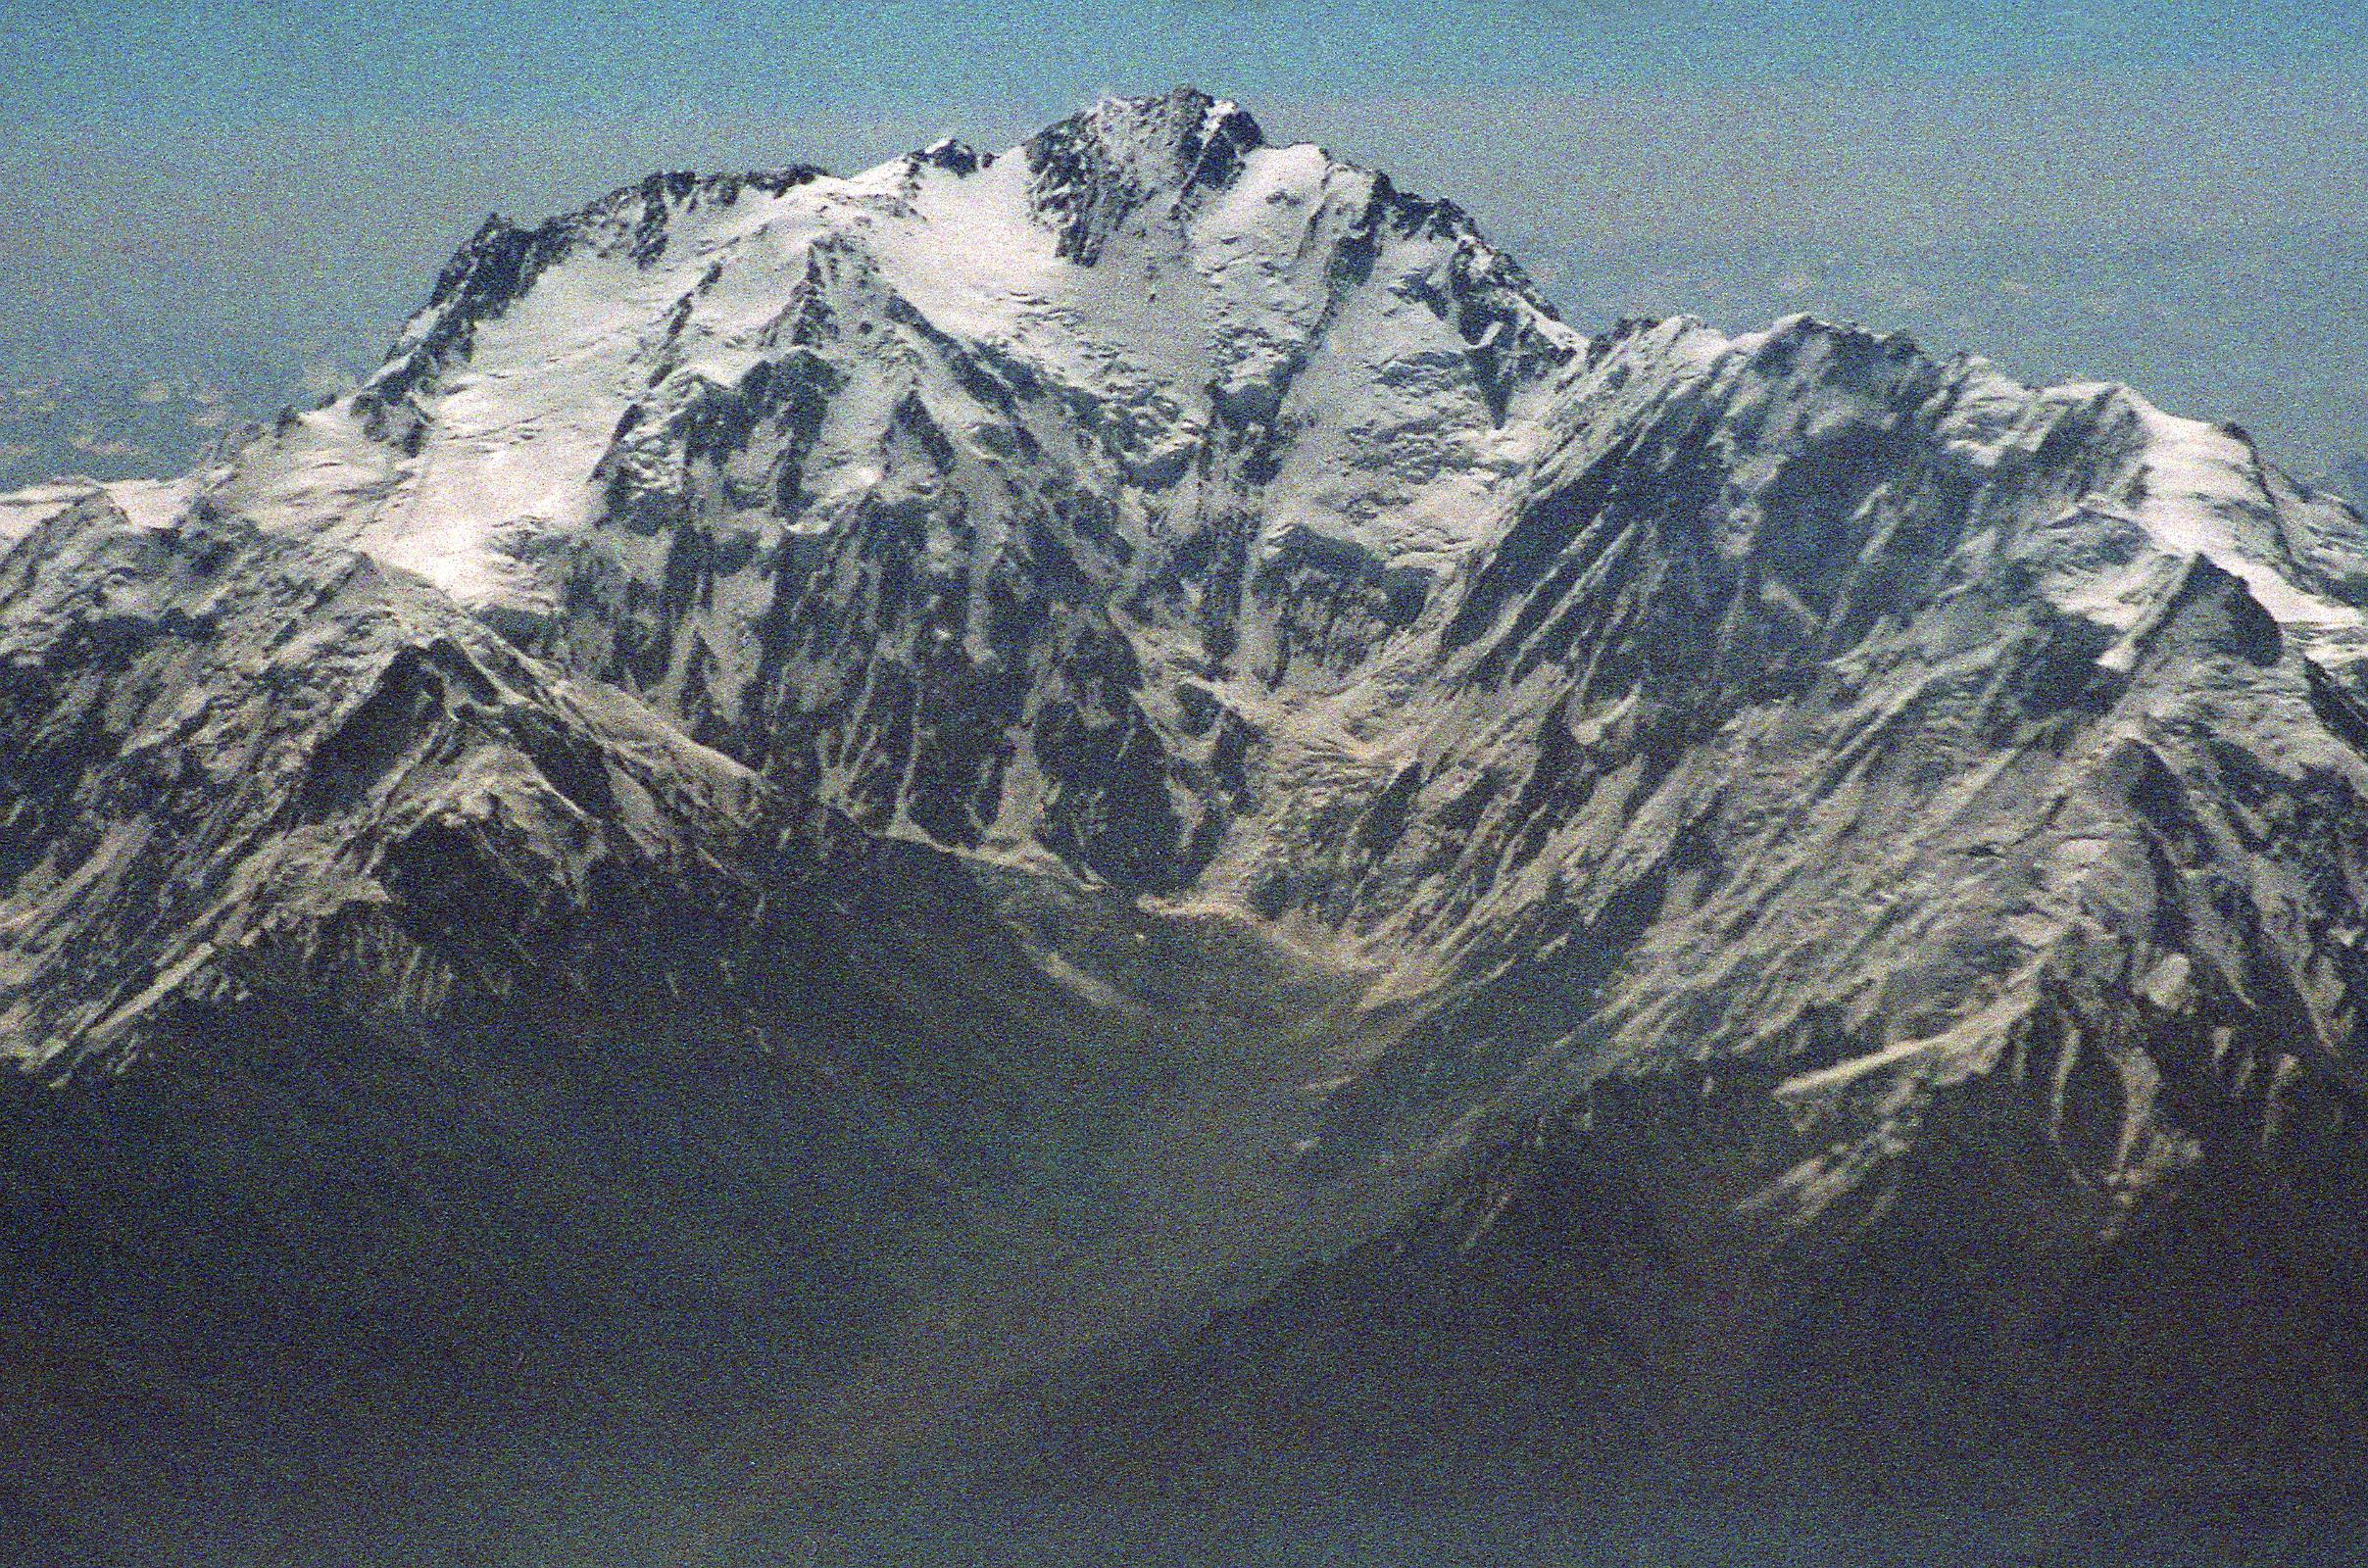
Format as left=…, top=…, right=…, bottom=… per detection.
left=7, top=88, right=2368, bottom=1563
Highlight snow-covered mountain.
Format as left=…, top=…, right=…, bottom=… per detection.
left=205, top=89, right=1576, bottom=896
left=7, top=88, right=2368, bottom=1561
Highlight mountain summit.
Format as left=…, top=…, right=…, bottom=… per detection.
left=6, top=92, right=2368, bottom=1563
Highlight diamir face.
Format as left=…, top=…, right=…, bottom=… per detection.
left=4, top=88, right=2366, bottom=1561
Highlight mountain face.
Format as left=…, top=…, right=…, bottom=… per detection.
left=210, top=89, right=1578, bottom=896
left=7, top=88, right=2368, bottom=1563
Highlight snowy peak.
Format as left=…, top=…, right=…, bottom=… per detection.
left=180, top=92, right=1600, bottom=892
left=357, top=163, right=832, bottom=426
left=1023, top=86, right=1266, bottom=263
left=220, top=90, right=1579, bottom=625
left=913, top=136, right=987, bottom=176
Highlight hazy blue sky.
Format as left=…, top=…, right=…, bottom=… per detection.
left=8, top=1, right=2365, bottom=126
left=1, top=2, right=2362, bottom=482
